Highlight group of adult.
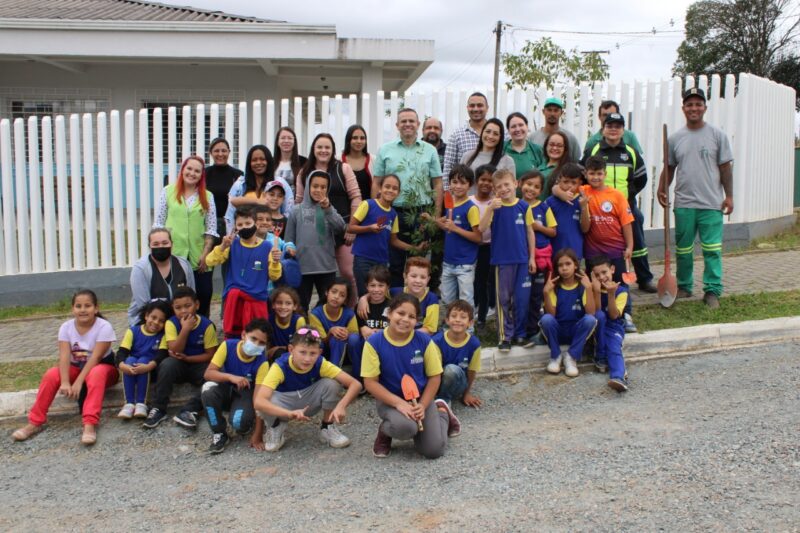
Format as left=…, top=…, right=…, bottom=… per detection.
left=128, top=87, right=733, bottom=324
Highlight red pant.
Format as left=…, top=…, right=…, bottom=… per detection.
left=29, top=364, right=119, bottom=426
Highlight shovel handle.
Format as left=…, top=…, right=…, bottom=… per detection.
left=410, top=398, right=424, bottom=432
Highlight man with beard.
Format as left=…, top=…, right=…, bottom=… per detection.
left=423, top=117, right=447, bottom=167
left=442, top=92, right=488, bottom=189
left=529, top=97, right=581, bottom=163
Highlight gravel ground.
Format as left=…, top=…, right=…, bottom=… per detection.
left=1, top=343, right=798, bottom=532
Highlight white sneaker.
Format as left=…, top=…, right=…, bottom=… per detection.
left=564, top=354, right=579, bottom=377
left=546, top=354, right=563, bottom=374
left=133, top=403, right=148, bottom=418
left=319, top=425, right=351, bottom=448
left=486, top=307, right=496, bottom=318
left=265, top=421, right=287, bottom=452
left=117, top=403, right=135, bottom=419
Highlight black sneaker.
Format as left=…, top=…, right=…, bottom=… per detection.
left=498, top=341, right=511, bottom=352
left=608, top=377, right=629, bottom=392
left=173, top=410, right=198, bottom=429
left=142, top=408, right=167, bottom=429
left=512, top=337, right=528, bottom=347
left=594, top=360, right=609, bottom=373
left=208, top=432, right=229, bottom=454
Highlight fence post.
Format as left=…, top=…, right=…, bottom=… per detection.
left=152, top=107, right=164, bottom=228
left=41, top=117, right=58, bottom=271
left=181, top=105, right=191, bottom=162
left=13, top=119, right=31, bottom=273
left=294, top=97, right=304, bottom=150
left=96, top=112, right=112, bottom=267
left=224, top=104, right=235, bottom=165
left=238, top=102, right=248, bottom=171
left=110, top=110, right=125, bottom=266
left=168, top=106, right=177, bottom=182
left=209, top=103, right=219, bottom=142
left=0, top=119, right=16, bottom=274
left=69, top=114, right=84, bottom=270
left=266, top=100, right=276, bottom=152
left=305, top=97, right=316, bottom=156
left=138, top=108, right=151, bottom=257
left=195, top=104, right=205, bottom=157
left=27, top=116, right=44, bottom=272
left=252, top=100, right=262, bottom=147
left=82, top=113, right=98, bottom=268
left=124, top=109, right=138, bottom=263
left=334, top=94, right=343, bottom=149
left=55, top=116, right=72, bottom=270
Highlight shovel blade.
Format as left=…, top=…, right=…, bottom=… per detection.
left=401, top=374, right=420, bottom=401
left=621, top=272, right=637, bottom=285
left=657, top=274, right=678, bottom=308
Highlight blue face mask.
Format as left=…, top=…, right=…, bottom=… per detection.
left=241, top=339, right=264, bottom=357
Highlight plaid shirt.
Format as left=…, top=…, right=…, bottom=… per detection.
left=442, top=125, right=480, bottom=190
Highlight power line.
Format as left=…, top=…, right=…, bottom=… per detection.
left=443, top=31, right=494, bottom=88
left=505, top=23, right=682, bottom=36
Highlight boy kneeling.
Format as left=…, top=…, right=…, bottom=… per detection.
left=254, top=327, right=361, bottom=452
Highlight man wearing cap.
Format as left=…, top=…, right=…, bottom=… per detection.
left=529, top=97, right=582, bottom=163
left=658, top=88, right=733, bottom=309
left=442, top=92, right=488, bottom=189
left=584, top=100, right=644, bottom=155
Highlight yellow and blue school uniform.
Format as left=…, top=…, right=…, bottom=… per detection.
left=539, top=282, right=597, bottom=360
left=389, top=287, right=440, bottom=333
left=528, top=199, right=558, bottom=335
left=484, top=198, right=532, bottom=342
left=443, top=198, right=481, bottom=266
left=545, top=195, right=584, bottom=260
left=164, top=315, right=218, bottom=356
left=351, top=199, right=399, bottom=265
left=203, top=339, right=269, bottom=434
left=360, top=329, right=443, bottom=398
left=268, top=313, right=307, bottom=351
left=595, top=286, right=629, bottom=380
left=206, top=237, right=283, bottom=301
left=308, top=305, right=359, bottom=367
left=118, top=325, right=167, bottom=404
left=432, top=330, right=481, bottom=403
left=260, top=352, right=341, bottom=392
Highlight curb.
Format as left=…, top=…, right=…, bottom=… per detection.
left=2, top=316, right=799, bottom=420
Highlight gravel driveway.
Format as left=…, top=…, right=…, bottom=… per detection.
left=1, top=343, right=797, bottom=532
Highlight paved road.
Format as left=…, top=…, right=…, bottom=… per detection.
left=1, top=343, right=797, bottom=531
left=3, top=249, right=799, bottom=364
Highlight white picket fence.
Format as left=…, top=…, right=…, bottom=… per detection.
left=0, top=73, right=795, bottom=276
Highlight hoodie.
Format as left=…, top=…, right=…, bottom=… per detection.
left=285, top=172, right=345, bottom=275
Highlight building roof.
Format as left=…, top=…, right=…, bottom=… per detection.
left=0, top=0, right=281, bottom=23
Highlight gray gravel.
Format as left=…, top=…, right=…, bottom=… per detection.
left=1, top=343, right=798, bottom=532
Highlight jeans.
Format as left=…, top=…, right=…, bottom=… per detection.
left=440, top=262, right=476, bottom=308
left=437, top=364, right=468, bottom=403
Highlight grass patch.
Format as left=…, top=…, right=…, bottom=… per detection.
left=0, top=300, right=129, bottom=321
left=747, top=218, right=800, bottom=252
left=0, top=359, right=54, bottom=392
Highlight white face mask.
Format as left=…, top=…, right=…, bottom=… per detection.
left=241, top=339, right=264, bottom=357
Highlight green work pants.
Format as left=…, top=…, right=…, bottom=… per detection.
left=674, top=208, right=723, bottom=296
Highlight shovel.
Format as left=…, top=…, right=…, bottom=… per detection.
left=444, top=191, right=455, bottom=222
left=621, top=258, right=637, bottom=285
left=657, top=124, right=678, bottom=308
left=401, top=374, right=424, bottom=432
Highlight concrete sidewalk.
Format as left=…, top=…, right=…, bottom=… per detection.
left=1, top=248, right=798, bottom=364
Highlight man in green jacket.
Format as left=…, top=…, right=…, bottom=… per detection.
left=584, top=100, right=644, bottom=155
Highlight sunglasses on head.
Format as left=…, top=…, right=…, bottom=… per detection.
left=296, top=328, right=321, bottom=341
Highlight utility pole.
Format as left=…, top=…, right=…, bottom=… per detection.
left=492, top=20, right=503, bottom=116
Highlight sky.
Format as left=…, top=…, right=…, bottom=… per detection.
left=172, top=0, right=696, bottom=91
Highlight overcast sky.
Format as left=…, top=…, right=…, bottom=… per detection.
left=175, top=0, right=695, bottom=91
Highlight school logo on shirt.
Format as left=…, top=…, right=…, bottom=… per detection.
left=253, top=260, right=263, bottom=271
left=410, top=350, right=424, bottom=365
left=515, top=213, right=524, bottom=225
left=572, top=299, right=583, bottom=312
left=454, top=214, right=462, bottom=225
left=459, top=357, right=469, bottom=369
left=601, top=201, right=613, bottom=213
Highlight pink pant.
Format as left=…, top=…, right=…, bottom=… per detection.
left=29, top=364, right=119, bottom=426
left=335, top=243, right=356, bottom=307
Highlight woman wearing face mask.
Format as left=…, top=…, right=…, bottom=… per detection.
left=127, top=228, right=196, bottom=328
left=205, top=138, right=243, bottom=236
left=295, top=134, right=362, bottom=307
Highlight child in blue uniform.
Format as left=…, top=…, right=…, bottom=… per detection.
left=390, top=257, right=440, bottom=334
left=478, top=168, right=537, bottom=351
left=116, top=300, right=172, bottom=420
left=143, top=287, right=218, bottom=430
left=540, top=249, right=597, bottom=378
left=308, top=277, right=359, bottom=367
left=267, top=286, right=306, bottom=361
left=520, top=170, right=557, bottom=345
left=201, top=318, right=270, bottom=453
left=347, top=264, right=391, bottom=383
left=362, top=293, right=458, bottom=459
left=254, top=328, right=362, bottom=452
left=432, top=300, right=482, bottom=430
left=589, top=255, right=630, bottom=392
left=545, top=163, right=589, bottom=261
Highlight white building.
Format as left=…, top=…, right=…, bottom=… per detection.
left=0, top=0, right=434, bottom=138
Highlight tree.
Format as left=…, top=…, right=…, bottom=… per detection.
left=502, top=37, right=609, bottom=90
left=673, top=0, right=800, bottom=106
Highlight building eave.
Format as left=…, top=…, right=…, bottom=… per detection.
left=0, top=18, right=337, bottom=34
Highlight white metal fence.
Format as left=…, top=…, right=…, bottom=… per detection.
left=0, top=73, right=795, bottom=276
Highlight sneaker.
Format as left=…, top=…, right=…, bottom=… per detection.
left=498, top=341, right=511, bottom=352
left=512, top=337, right=529, bottom=347
left=608, top=377, right=629, bottom=392
left=624, top=313, right=638, bottom=334
left=133, top=403, right=148, bottom=418
left=435, top=399, right=462, bottom=438
left=209, top=432, right=229, bottom=454
left=319, top=425, right=351, bottom=448
left=703, top=292, right=720, bottom=309
left=546, top=354, right=563, bottom=374
left=677, top=288, right=692, bottom=299
left=563, top=354, right=579, bottom=377
left=265, top=421, right=287, bottom=452
left=486, top=307, right=496, bottom=318
left=523, top=332, right=547, bottom=348
left=594, top=360, right=609, bottom=373
left=117, top=403, right=135, bottom=420
left=142, top=408, right=167, bottom=429
left=173, top=411, right=198, bottom=429
left=638, top=281, right=658, bottom=293
left=372, top=427, right=392, bottom=458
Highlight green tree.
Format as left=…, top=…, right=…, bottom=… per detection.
left=673, top=0, right=800, bottom=106
left=501, top=37, right=609, bottom=90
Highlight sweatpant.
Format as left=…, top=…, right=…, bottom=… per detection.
left=608, top=256, right=633, bottom=317
left=257, top=378, right=341, bottom=426
left=539, top=313, right=597, bottom=360
left=345, top=333, right=366, bottom=380
left=630, top=202, right=654, bottom=285
left=29, top=364, right=119, bottom=426
left=376, top=400, right=448, bottom=459
left=151, top=357, right=207, bottom=414
left=674, top=208, right=723, bottom=296
left=193, top=268, right=214, bottom=319
left=201, top=381, right=255, bottom=435
left=594, top=311, right=626, bottom=380
left=473, top=244, right=495, bottom=322
left=298, top=272, right=336, bottom=314
left=495, top=263, right=532, bottom=342
left=437, top=364, right=468, bottom=404
left=121, top=355, right=155, bottom=404
left=353, top=256, right=386, bottom=297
